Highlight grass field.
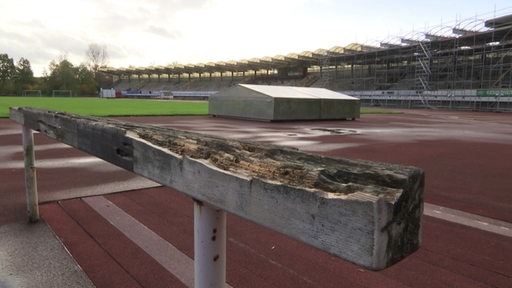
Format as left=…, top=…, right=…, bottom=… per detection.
left=0, top=97, right=209, bottom=118
left=0, top=96, right=399, bottom=118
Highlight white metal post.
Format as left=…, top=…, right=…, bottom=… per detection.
left=22, top=125, right=39, bottom=222
left=194, top=200, right=226, bottom=288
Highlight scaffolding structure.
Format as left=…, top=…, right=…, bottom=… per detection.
left=321, top=18, right=512, bottom=92
left=103, top=13, right=512, bottom=111
left=321, top=14, right=512, bottom=111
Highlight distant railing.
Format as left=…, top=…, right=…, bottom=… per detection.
left=99, top=89, right=216, bottom=100
left=348, top=89, right=512, bottom=111
left=171, top=91, right=218, bottom=97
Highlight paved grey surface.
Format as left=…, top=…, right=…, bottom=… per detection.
left=0, top=221, right=95, bottom=288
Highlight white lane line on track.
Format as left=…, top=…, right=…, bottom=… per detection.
left=1, top=143, right=71, bottom=153
left=39, top=178, right=161, bottom=203
left=81, top=197, right=511, bottom=288
left=83, top=196, right=196, bottom=288
left=0, top=129, right=26, bottom=136
left=84, top=196, right=234, bottom=288
left=423, top=203, right=512, bottom=238
left=6, top=148, right=511, bottom=239
left=0, top=143, right=72, bottom=161
left=2, top=156, right=106, bottom=169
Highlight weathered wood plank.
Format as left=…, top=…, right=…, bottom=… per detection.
left=9, top=107, right=424, bottom=270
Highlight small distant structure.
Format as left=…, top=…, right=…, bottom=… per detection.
left=99, top=88, right=116, bottom=98
left=209, top=84, right=360, bottom=121
left=99, top=88, right=174, bottom=99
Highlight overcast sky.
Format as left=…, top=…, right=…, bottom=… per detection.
left=1, top=0, right=511, bottom=76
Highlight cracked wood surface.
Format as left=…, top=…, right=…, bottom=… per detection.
left=10, top=107, right=424, bottom=270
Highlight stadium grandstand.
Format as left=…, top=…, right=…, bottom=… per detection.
left=102, top=12, right=512, bottom=111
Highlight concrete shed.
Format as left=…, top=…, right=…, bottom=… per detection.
left=209, top=84, right=360, bottom=121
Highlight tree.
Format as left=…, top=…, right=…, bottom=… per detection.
left=86, top=43, right=112, bottom=90
left=76, top=64, right=97, bottom=95
left=86, top=43, right=108, bottom=73
left=0, top=53, right=16, bottom=95
left=14, top=57, right=35, bottom=93
left=45, top=56, right=80, bottom=94
left=43, top=54, right=100, bottom=96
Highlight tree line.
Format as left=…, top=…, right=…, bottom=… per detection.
left=0, top=44, right=112, bottom=96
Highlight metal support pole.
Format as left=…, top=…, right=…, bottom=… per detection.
left=22, top=126, right=39, bottom=223
left=194, top=200, right=226, bottom=288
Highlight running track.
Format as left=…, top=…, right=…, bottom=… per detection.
left=1, top=109, right=511, bottom=287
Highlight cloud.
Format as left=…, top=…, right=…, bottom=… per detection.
left=146, top=25, right=181, bottom=39
left=1, top=0, right=511, bottom=76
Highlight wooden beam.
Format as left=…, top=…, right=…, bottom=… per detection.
left=9, top=107, right=424, bottom=270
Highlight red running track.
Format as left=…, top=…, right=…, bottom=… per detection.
left=2, top=109, right=511, bottom=287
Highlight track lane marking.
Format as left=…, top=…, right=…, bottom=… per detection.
left=83, top=196, right=234, bottom=288
left=423, top=203, right=512, bottom=237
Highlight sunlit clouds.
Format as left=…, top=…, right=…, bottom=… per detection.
left=1, top=0, right=510, bottom=76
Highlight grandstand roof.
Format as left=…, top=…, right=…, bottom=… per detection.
left=101, top=14, right=512, bottom=79
left=101, top=43, right=382, bottom=77
left=485, top=13, right=512, bottom=28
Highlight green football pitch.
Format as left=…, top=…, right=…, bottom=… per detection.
left=0, top=97, right=209, bottom=118
left=0, top=97, right=398, bottom=118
